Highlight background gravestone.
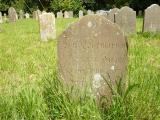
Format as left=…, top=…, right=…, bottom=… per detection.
left=69, top=11, right=73, bottom=18
left=0, top=12, right=2, bottom=23
left=115, top=6, right=136, bottom=35
left=58, top=15, right=128, bottom=101
left=4, top=13, right=7, bottom=22
left=39, top=13, right=56, bottom=41
left=143, top=4, right=160, bottom=32
left=57, top=11, right=63, bottom=18
left=108, top=8, right=119, bottom=23
left=64, top=11, right=70, bottom=18
left=25, top=13, right=30, bottom=19
left=19, top=10, right=24, bottom=19
left=79, top=10, right=83, bottom=18
left=8, top=7, right=18, bottom=22
left=87, top=10, right=94, bottom=15
left=33, top=10, right=41, bottom=20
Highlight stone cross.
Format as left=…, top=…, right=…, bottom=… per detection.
left=39, top=12, right=56, bottom=41
left=115, top=6, right=136, bottom=35
left=143, top=4, right=160, bottom=32
left=58, top=15, right=128, bottom=102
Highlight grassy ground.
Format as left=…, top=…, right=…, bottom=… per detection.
left=0, top=18, right=160, bottom=120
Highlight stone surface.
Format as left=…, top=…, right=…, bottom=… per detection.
left=64, top=11, right=70, bottom=18
left=69, top=11, right=73, bottom=18
left=25, top=13, right=30, bottom=18
left=115, top=6, right=136, bottom=35
left=39, top=13, right=56, bottom=41
left=19, top=10, right=24, bottom=19
left=4, top=13, right=7, bottom=22
left=143, top=4, right=160, bottom=32
left=33, top=10, right=41, bottom=20
left=58, top=15, right=128, bottom=100
left=87, top=10, right=94, bottom=15
left=8, top=7, right=18, bottom=22
left=79, top=10, right=83, bottom=18
left=57, top=11, right=63, bottom=18
left=0, top=12, right=2, bottom=23
left=108, top=8, right=119, bottom=23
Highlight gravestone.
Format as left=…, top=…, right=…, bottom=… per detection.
left=108, top=8, right=119, bottom=23
left=0, top=12, right=2, bottom=23
left=143, top=4, right=160, bottom=32
left=25, top=13, right=30, bottom=18
left=69, top=11, right=73, bottom=18
left=19, top=10, right=24, bottom=19
left=39, top=13, right=56, bottom=41
left=57, top=11, right=63, bottom=18
left=33, top=10, right=41, bottom=20
left=79, top=10, right=83, bottom=18
left=64, top=11, right=70, bottom=18
left=4, top=13, right=7, bottom=22
left=58, top=15, right=128, bottom=101
left=115, top=6, right=136, bottom=34
left=8, top=7, right=18, bottom=22
left=138, top=10, right=143, bottom=16
left=87, top=10, right=94, bottom=15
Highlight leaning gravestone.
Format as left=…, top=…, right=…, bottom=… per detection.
left=19, top=10, right=24, bottom=19
left=79, top=10, right=83, bottom=18
left=57, top=11, right=63, bottom=18
left=115, top=6, right=136, bottom=35
left=143, top=4, right=160, bottom=32
left=39, top=13, right=56, bottom=41
left=0, top=12, right=3, bottom=23
left=8, top=7, right=18, bottom=22
left=58, top=15, right=128, bottom=101
left=108, top=8, right=119, bottom=23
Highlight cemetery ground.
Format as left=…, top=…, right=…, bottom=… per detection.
left=0, top=17, right=160, bottom=120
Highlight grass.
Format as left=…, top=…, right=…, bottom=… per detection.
left=0, top=17, right=160, bottom=120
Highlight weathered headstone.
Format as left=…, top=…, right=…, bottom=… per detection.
left=33, top=10, right=41, bottom=20
left=19, top=10, right=24, bottom=19
left=138, top=10, right=143, bottom=16
left=115, top=6, right=136, bottom=34
left=25, top=13, right=30, bottom=19
left=79, top=10, right=83, bottom=18
left=8, top=7, right=18, bottom=22
left=69, top=11, right=73, bottom=18
left=143, top=4, right=160, bottom=32
left=57, top=11, right=63, bottom=18
left=39, top=13, right=56, bottom=41
left=64, top=11, right=70, bottom=18
left=4, top=13, right=7, bottom=22
left=0, top=12, right=3, bottom=23
left=108, top=8, right=119, bottom=23
left=87, top=10, right=94, bottom=15
left=58, top=15, right=128, bottom=101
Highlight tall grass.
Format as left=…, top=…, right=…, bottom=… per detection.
left=0, top=18, right=160, bottom=120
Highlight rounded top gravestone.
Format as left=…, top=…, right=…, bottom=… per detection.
left=58, top=15, right=128, bottom=100
left=8, top=7, right=18, bottom=22
left=143, top=4, right=160, bottom=32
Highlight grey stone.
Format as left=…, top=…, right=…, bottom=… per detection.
left=108, top=8, right=119, bottom=23
left=8, top=7, right=18, bottom=22
left=79, top=10, right=83, bottom=18
left=19, top=10, right=24, bottom=19
left=33, top=10, right=41, bottom=20
left=115, top=6, right=136, bottom=35
left=87, top=10, right=94, bottom=15
left=25, top=13, right=30, bottom=19
left=64, top=11, right=70, bottom=18
left=0, top=12, right=2, bottom=23
left=143, top=4, right=160, bottom=32
left=57, top=11, right=63, bottom=18
left=39, top=13, right=56, bottom=41
left=58, top=15, right=128, bottom=101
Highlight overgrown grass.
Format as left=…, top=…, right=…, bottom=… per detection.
left=0, top=18, right=160, bottom=120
